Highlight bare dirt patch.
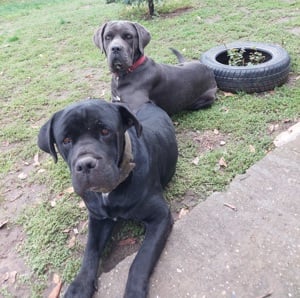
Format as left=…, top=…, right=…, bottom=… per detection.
left=0, top=160, right=46, bottom=296
left=178, top=128, right=230, bottom=156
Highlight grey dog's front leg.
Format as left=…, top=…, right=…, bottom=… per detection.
left=124, top=203, right=173, bottom=298
left=64, top=216, right=116, bottom=298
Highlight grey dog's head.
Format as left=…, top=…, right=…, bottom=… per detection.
left=38, top=99, right=142, bottom=196
left=93, top=20, right=151, bottom=73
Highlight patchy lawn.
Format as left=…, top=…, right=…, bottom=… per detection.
left=0, top=0, right=299, bottom=296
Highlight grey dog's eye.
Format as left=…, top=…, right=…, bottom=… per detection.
left=125, top=34, right=132, bottom=39
left=63, top=137, right=72, bottom=145
left=105, top=35, right=112, bottom=40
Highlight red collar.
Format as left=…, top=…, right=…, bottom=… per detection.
left=127, top=55, right=147, bottom=73
left=113, top=56, right=147, bottom=78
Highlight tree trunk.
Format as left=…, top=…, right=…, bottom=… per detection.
left=148, top=0, right=154, bottom=16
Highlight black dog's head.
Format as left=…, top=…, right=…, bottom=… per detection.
left=38, top=99, right=142, bottom=196
left=93, top=20, right=151, bottom=73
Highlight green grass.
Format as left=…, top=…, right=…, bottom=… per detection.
left=18, top=193, right=85, bottom=281
left=0, top=0, right=299, bottom=296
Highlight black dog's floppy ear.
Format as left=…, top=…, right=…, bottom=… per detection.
left=118, top=105, right=142, bottom=137
left=132, top=22, right=151, bottom=55
left=37, top=112, right=61, bottom=163
left=93, top=22, right=108, bottom=55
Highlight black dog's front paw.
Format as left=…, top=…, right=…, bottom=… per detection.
left=124, top=285, right=147, bottom=298
left=64, top=277, right=95, bottom=298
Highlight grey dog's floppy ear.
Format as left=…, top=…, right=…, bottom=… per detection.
left=132, top=22, right=151, bottom=55
left=118, top=105, right=142, bottom=137
left=93, top=22, right=108, bottom=55
left=37, top=112, right=62, bottom=163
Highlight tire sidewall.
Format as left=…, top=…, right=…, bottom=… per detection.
left=201, top=41, right=289, bottom=72
left=200, top=41, right=291, bottom=93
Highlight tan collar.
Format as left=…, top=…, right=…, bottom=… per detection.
left=98, top=132, right=135, bottom=194
left=117, top=131, right=135, bottom=185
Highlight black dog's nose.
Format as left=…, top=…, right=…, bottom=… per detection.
left=75, top=157, right=97, bottom=173
left=111, top=45, right=122, bottom=53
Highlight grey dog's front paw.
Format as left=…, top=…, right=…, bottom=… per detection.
left=64, top=278, right=95, bottom=298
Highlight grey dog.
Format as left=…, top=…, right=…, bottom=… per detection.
left=93, top=20, right=217, bottom=115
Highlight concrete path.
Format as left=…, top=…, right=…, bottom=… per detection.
left=95, top=124, right=300, bottom=298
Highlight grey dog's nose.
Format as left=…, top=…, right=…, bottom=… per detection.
left=75, top=157, right=97, bottom=173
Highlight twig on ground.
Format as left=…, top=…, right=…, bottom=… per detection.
left=256, top=290, right=273, bottom=298
left=223, top=203, right=238, bottom=211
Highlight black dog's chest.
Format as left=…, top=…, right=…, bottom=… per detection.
left=83, top=191, right=129, bottom=221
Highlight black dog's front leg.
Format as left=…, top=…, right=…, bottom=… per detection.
left=124, top=201, right=173, bottom=298
left=64, top=216, right=116, bottom=298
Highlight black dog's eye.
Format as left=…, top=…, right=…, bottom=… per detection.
left=63, top=137, right=72, bottom=145
left=100, top=128, right=110, bottom=136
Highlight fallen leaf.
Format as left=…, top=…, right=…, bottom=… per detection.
left=68, top=235, right=76, bottom=248
left=10, top=271, right=17, bottom=284
left=178, top=208, right=189, bottom=219
left=191, top=157, right=199, bottom=165
left=118, top=238, right=137, bottom=246
left=48, top=280, right=63, bottom=298
left=213, top=129, right=219, bottom=135
left=268, top=124, right=275, bottom=133
left=219, top=157, right=227, bottom=168
left=249, top=144, right=256, bottom=153
left=78, top=201, right=86, bottom=209
left=73, top=228, right=79, bottom=235
left=220, top=140, right=226, bottom=146
left=33, top=153, right=40, bottom=167
left=52, top=273, right=61, bottom=284
left=18, top=172, right=27, bottom=180
left=223, top=91, right=234, bottom=97
left=64, top=186, right=74, bottom=194
left=1, top=271, right=17, bottom=284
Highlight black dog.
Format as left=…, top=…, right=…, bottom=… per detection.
left=38, top=99, right=178, bottom=298
left=93, top=20, right=217, bottom=115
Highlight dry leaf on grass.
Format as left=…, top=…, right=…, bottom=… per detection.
left=219, top=157, right=228, bottom=168
left=52, top=273, right=61, bottom=284
left=191, top=157, right=200, bottom=165
left=64, top=186, right=74, bottom=194
left=68, top=235, right=76, bottom=248
left=249, top=144, right=256, bottom=153
left=223, top=91, right=234, bottom=97
left=78, top=201, right=86, bottom=209
left=33, top=153, right=40, bottom=167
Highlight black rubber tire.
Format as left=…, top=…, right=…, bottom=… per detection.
left=200, top=41, right=291, bottom=93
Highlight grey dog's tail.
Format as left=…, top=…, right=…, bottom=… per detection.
left=169, top=48, right=186, bottom=63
